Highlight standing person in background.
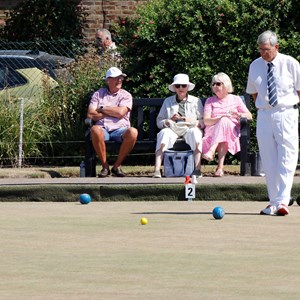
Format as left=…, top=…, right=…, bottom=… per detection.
left=202, top=72, right=252, bottom=177
left=153, top=73, right=204, bottom=178
left=246, top=30, right=300, bottom=216
left=87, top=67, right=137, bottom=177
left=95, top=28, right=120, bottom=61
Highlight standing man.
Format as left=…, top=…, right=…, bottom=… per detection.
left=95, top=28, right=119, bottom=60
left=87, top=67, right=138, bottom=177
left=246, top=30, right=300, bottom=216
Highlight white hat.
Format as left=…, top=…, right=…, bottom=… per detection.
left=168, top=74, right=195, bottom=92
left=104, top=67, right=127, bottom=79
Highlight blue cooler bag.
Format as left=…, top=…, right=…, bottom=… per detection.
left=163, top=150, right=194, bottom=177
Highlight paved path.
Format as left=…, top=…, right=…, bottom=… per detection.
left=0, top=175, right=272, bottom=186
left=1, top=175, right=300, bottom=186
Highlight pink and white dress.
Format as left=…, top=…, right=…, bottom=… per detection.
left=202, top=94, right=249, bottom=155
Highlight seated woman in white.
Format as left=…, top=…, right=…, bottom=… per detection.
left=153, top=74, right=204, bottom=178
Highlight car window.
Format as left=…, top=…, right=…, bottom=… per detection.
left=0, top=65, right=28, bottom=89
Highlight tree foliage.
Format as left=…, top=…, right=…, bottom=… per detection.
left=113, top=0, right=300, bottom=98
left=0, top=0, right=87, bottom=41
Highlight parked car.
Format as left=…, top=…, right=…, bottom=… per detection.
left=0, top=63, right=58, bottom=101
left=0, top=50, right=74, bottom=80
left=0, top=50, right=74, bottom=101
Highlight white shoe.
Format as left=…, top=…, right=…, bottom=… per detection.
left=192, top=175, right=198, bottom=184
left=260, top=205, right=277, bottom=215
left=277, top=204, right=289, bottom=216
left=152, top=170, right=161, bottom=178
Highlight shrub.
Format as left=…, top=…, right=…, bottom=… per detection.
left=40, top=52, right=112, bottom=165
left=115, top=0, right=300, bottom=98
left=0, top=0, right=88, bottom=57
left=0, top=94, right=56, bottom=166
left=113, top=0, right=300, bottom=155
left=0, top=51, right=112, bottom=166
left=0, top=0, right=86, bottom=41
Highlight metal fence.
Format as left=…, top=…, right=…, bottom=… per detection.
left=0, top=39, right=158, bottom=168
left=0, top=39, right=85, bottom=91
left=0, top=39, right=258, bottom=168
left=0, top=39, right=95, bottom=167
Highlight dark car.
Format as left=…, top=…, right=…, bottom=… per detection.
left=0, top=50, right=74, bottom=80
left=0, top=62, right=58, bottom=101
left=0, top=49, right=74, bottom=101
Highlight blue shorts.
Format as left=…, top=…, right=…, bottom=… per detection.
left=102, top=127, right=129, bottom=142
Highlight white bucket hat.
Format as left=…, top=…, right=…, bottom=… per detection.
left=104, top=67, right=127, bottom=80
left=168, top=73, right=195, bottom=92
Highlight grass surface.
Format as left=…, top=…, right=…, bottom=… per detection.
left=0, top=201, right=300, bottom=300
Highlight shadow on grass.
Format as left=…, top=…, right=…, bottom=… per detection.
left=41, top=169, right=63, bottom=178
left=132, top=212, right=259, bottom=216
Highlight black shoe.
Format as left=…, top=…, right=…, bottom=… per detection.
left=111, top=167, right=126, bottom=177
left=98, top=168, right=110, bottom=178
left=192, top=169, right=202, bottom=178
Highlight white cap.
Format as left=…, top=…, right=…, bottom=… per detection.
left=168, top=73, right=195, bottom=92
left=104, top=67, right=127, bottom=79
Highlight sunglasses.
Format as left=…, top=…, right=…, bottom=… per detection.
left=212, top=82, right=223, bottom=87
left=174, top=84, right=187, bottom=88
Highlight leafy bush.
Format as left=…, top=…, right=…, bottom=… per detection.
left=1, top=0, right=300, bottom=165
left=0, top=52, right=112, bottom=166
left=39, top=53, right=112, bottom=165
left=113, top=0, right=300, bottom=156
left=0, top=0, right=86, bottom=41
left=0, top=94, right=56, bottom=166
left=0, top=0, right=88, bottom=57
left=114, top=0, right=299, bottom=98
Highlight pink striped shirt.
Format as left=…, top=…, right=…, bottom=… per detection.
left=89, top=88, right=132, bottom=131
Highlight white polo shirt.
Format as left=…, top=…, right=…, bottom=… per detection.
left=246, top=52, right=300, bottom=109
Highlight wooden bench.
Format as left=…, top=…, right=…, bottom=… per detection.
left=84, top=94, right=251, bottom=177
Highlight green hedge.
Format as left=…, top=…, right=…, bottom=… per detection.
left=114, top=0, right=300, bottom=98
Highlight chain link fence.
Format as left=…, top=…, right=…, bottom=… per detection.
left=0, top=39, right=157, bottom=168
left=0, top=39, right=104, bottom=167
left=0, top=39, right=257, bottom=168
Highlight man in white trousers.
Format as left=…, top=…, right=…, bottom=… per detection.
left=246, top=30, right=300, bottom=216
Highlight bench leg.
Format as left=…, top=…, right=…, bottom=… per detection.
left=85, top=138, right=96, bottom=177
left=239, top=117, right=251, bottom=176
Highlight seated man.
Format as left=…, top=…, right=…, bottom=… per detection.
left=87, top=67, right=137, bottom=177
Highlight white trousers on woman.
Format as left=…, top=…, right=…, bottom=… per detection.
left=256, top=106, right=299, bottom=206
left=155, top=127, right=203, bottom=152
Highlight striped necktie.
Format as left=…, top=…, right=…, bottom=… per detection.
left=267, top=62, right=278, bottom=107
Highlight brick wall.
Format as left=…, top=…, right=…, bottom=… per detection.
left=0, top=0, right=20, bottom=20
left=0, top=0, right=145, bottom=41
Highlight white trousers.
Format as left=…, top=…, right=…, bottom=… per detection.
left=155, top=127, right=203, bottom=152
left=257, top=106, right=299, bottom=206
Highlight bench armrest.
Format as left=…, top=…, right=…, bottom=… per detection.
left=84, top=117, right=93, bottom=127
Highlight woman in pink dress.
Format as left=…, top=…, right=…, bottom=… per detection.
left=202, top=72, right=252, bottom=176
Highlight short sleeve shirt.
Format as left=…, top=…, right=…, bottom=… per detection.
left=246, top=52, right=300, bottom=108
left=89, top=88, right=133, bottom=131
